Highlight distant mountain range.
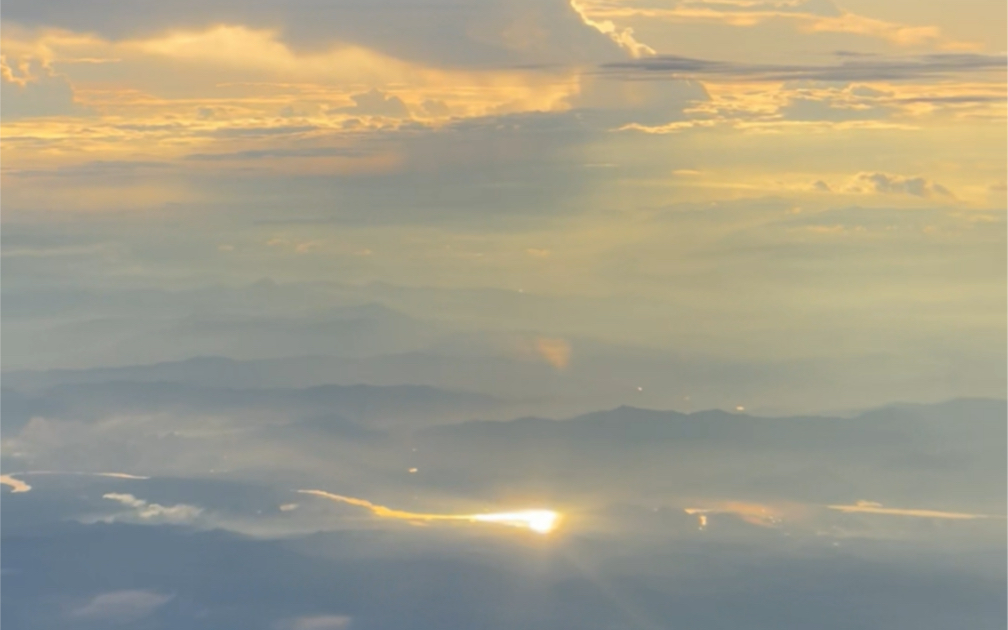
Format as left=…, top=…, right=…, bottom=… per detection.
left=0, top=380, right=500, bottom=434
left=408, top=398, right=1007, bottom=511
left=10, top=351, right=1001, bottom=420
left=4, top=357, right=1004, bottom=516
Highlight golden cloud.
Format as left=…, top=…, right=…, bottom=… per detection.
left=568, top=1, right=975, bottom=50
left=0, top=474, right=32, bottom=493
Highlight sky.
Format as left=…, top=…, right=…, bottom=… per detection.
left=2, top=0, right=1006, bottom=414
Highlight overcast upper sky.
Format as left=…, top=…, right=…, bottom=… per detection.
left=2, top=0, right=1006, bottom=410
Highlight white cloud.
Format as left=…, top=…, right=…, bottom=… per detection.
left=570, top=0, right=655, bottom=58
left=103, top=492, right=146, bottom=509
left=275, top=614, right=353, bottom=630
left=102, top=493, right=203, bottom=523
left=72, top=589, right=173, bottom=623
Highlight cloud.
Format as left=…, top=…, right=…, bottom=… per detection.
left=572, top=74, right=709, bottom=126
left=275, top=615, right=353, bottom=630
left=91, top=471, right=150, bottom=479
left=613, top=70, right=1001, bottom=133
left=848, top=172, right=953, bottom=197
left=780, top=96, right=887, bottom=122
left=1, top=0, right=623, bottom=68
left=72, top=589, right=173, bottom=623
left=569, top=0, right=655, bottom=58
left=421, top=99, right=451, bottom=116
left=104, top=492, right=146, bottom=508
left=102, top=492, right=203, bottom=523
left=0, top=57, right=91, bottom=120
left=617, top=117, right=912, bottom=134
left=0, top=474, right=32, bottom=493
left=0, top=471, right=148, bottom=493
left=1, top=24, right=584, bottom=131
left=336, top=89, right=410, bottom=118
left=570, top=0, right=972, bottom=49
left=827, top=500, right=996, bottom=520
left=186, top=147, right=369, bottom=161
left=602, top=53, right=1007, bottom=83
left=0, top=26, right=590, bottom=214
left=16, top=470, right=150, bottom=479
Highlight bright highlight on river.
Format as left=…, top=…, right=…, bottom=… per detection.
left=299, top=490, right=561, bottom=534
left=471, top=510, right=560, bottom=534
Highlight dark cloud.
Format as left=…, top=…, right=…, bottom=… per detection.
left=178, top=110, right=599, bottom=224
left=896, top=94, right=1006, bottom=104
left=185, top=147, right=369, bottom=161
left=333, top=89, right=410, bottom=118
left=209, top=125, right=320, bottom=138
left=852, top=172, right=953, bottom=197
left=1, top=0, right=625, bottom=68
left=601, top=53, right=1008, bottom=83
left=572, top=76, right=709, bottom=126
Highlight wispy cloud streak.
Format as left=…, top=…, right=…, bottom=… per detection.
left=827, top=501, right=1000, bottom=520
left=602, top=53, right=1007, bottom=82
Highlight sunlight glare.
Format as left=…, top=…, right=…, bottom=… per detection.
left=472, top=510, right=560, bottom=534
left=298, top=490, right=561, bottom=534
